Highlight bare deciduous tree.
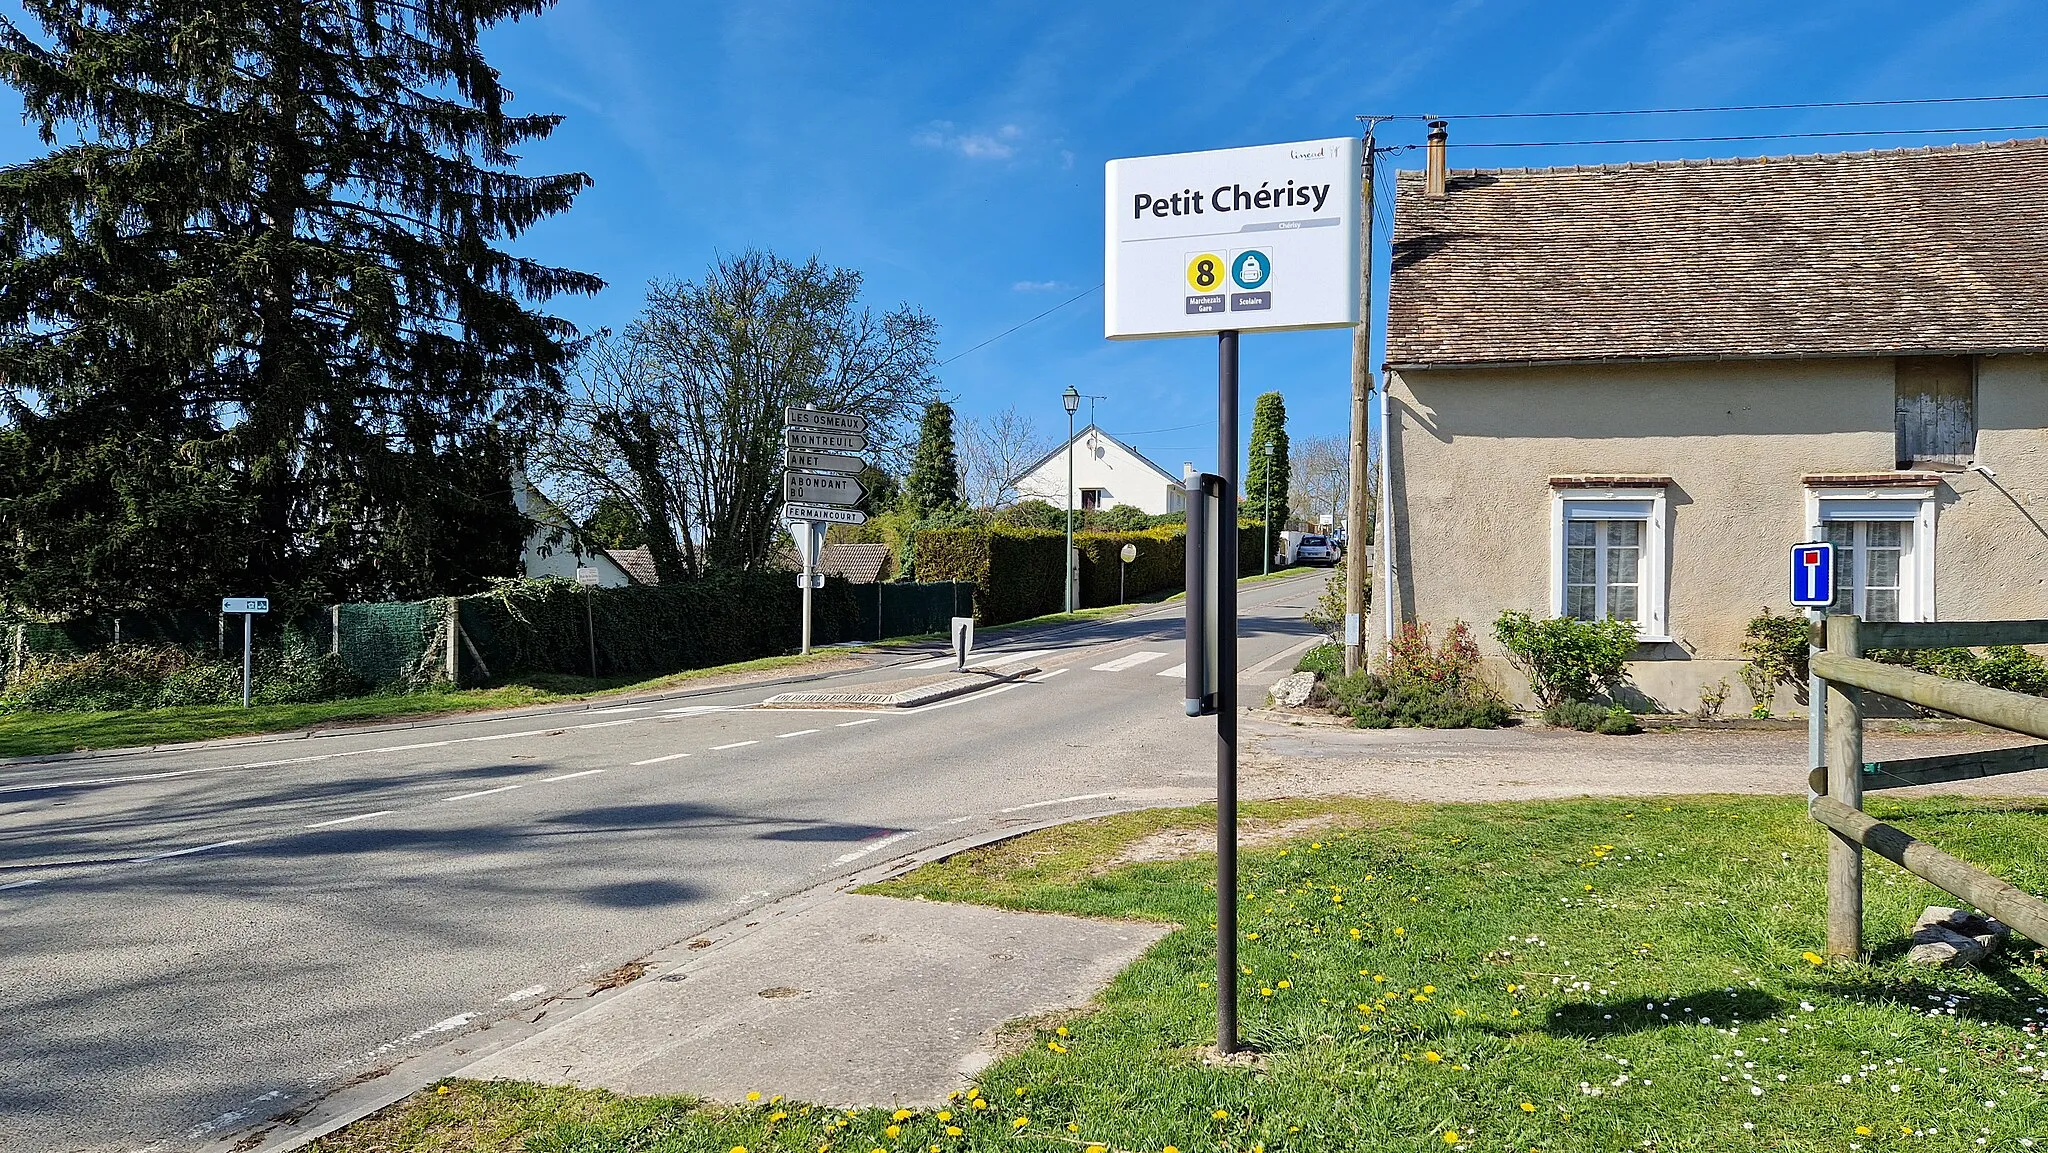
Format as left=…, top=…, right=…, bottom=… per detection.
left=532, top=251, right=940, bottom=576
left=1289, top=433, right=1351, bottom=533
left=958, top=404, right=1055, bottom=510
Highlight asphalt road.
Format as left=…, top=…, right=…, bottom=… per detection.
left=0, top=571, right=1329, bottom=1153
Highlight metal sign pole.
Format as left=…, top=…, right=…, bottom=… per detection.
left=1216, top=328, right=1241, bottom=1054
left=802, top=571, right=814, bottom=655
left=241, top=612, right=252, bottom=709
left=587, top=587, right=597, bottom=678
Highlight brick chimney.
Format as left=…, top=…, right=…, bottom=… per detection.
left=1425, top=119, right=1448, bottom=197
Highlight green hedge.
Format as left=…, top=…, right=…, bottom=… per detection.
left=453, top=572, right=864, bottom=683
left=917, top=521, right=1272, bottom=623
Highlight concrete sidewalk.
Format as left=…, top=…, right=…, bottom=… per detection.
left=459, top=893, right=1171, bottom=1107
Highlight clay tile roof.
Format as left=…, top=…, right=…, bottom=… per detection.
left=820, top=543, right=890, bottom=583
left=1387, top=138, right=2048, bottom=368
left=603, top=547, right=658, bottom=585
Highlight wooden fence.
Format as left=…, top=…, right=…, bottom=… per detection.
left=1808, top=615, right=2048, bottom=959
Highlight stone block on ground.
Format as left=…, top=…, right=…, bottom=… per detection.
left=1906, top=906, right=2011, bottom=968
left=1268, top=671, right=1316, bottom=709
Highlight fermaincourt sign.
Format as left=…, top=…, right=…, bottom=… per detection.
left=1104, top=137, right=1360, bottom=340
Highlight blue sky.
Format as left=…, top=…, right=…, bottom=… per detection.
left=6, top=0, right=2048, bottom=476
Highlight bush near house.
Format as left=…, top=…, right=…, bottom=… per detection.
left=1, top=639, right=362, bottom=712
left=1492, top=610, right=1638, bottom=708
left=1542, top=699, right=1642, bottom=735
left=1313, top=620, right=1510, bottom=729
left=1294, top=641, right=1344, bottom=677
left=1740, top=607, right=1812, bottom=713
left=1870, top=644, right=2048, bottom=697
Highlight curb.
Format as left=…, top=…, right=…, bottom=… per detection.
left=201, top=799, right=1164, bottom=1153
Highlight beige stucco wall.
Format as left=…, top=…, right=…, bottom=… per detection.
left=1369, top=354, right=2048, bottom=712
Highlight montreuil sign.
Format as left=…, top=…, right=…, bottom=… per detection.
left=786, top=428, right=869, bottom=454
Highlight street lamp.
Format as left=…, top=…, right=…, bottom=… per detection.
left=1063, top=385, right=1081, bottom=614
left=1262, top=441, right=1274, bottom=577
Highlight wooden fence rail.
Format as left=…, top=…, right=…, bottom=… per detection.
left=1813, top=614, right=2048, bottom=959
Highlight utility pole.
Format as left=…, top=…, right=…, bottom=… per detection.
left=1342, top=122, right=1379, bottom=676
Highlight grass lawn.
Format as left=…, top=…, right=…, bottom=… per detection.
left=311, top=795, right=2047, bottom=1153
left=0, top=650, right=847, bottom=759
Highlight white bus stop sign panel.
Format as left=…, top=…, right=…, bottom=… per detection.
left=1105, top=137, right=1360, bottom=340
left=1790, top=542, right=1835, bottom=607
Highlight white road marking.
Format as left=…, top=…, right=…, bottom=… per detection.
left=1158, top=662, right=1187, bottom=677
left=1091, top=650, right=1168, bottom=672
left=1243, top=634, right=1324, bottom=676
left=588, top=706, right=652, bottom=714
left=131, top=839, right=248, bottom=863
left=444, top=784, right=522, bottom=802
left=542, top=769, right=607, bottom=782
left=1023, top=668, right=1070, bottom=682
left=359, top=739, right=456, bottom=755
left=980, top=648, right=1051, bottom=668
left=709, top=740, right=758, bottom=750
left=837, top=718, right=879, bottom=727
left=575, top=719, right=637, bottom=730
left=629, top=753, right=693, bottom=766
left=304, top=810, right=395, bottom=829
left=662, top=705, right=731, bottom=716
left=914, top=683, right=1018, bottom=710
left=470, top=728, right=562, bottom=742
left=496, top=984, right=548, bottom=1003
left=1, top=878, right=47, bottom=890
left=775, top=729, right=820, bottom=739
left=1000, top=793, right=1116, bottom=813
left=832, top=830, right=914, bottom=865
left=905, top=654, right=959, bottom=670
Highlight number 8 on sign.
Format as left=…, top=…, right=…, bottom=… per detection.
left=1186, top=253, right=1224, bottom=293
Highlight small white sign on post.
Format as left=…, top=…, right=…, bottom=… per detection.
left=574, top=566, right=600, bottom=587
left=221, top=597, right=268, bottom=707
left=221, top=597, right=270, bottom=614
left=1105, top=137, right=1361, bottom=340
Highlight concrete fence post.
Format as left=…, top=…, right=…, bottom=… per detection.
left=444, top=598, right=459, bottom=686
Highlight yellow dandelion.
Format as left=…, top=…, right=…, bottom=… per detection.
left=1086, top=1145, right=1108, bottom=1153
left=1055, top=1027, right=1069, bottom=1037
left=1393, top=927, right=1406, bottom=936
left=1165, top=1147, right=1182, bottom=1153
left=1013, top=1117, right=1029, bottom=1130
left=435, top=1085, right=450, bottom=1095
left=936, top=1111, right=952, bottom=1122
left=770, top=1111, right=787, bottom=1123
left=1424, top=1051, right=1443, bottom=1063
left=1047, top=1041, right=1067, bottom=1053
left=1260, top=987, right=1274, bottom=997
left=746, top=1091, right=763, bottom=1103
left=894, top=1110, right=914, bottom=1121
left=1802, top=951, right=1826, bottom=966
left=1423, top=985, right=1435, bottom=994
left=1444, top=1131, right=1460, bottom=1144
left=1373, top=973, right=1387, bottom=983
left=1277, top=980, right=1291, bottom=989
left=1520, top=1102, right=1536, bottom=1113
left=884, top=1126, right=900, bottom=1139
left=1510, top=1008, right=1522, bottom=1017
left=945, top=1127, right=962, bottom=1137
left=731, top=1147, right=748, bottom=1153
left=1855, top=1126, right=1873, bottom=1136
left=1247, top=932, right=1261, bottom=940
left=1350, top=928, right=1363, bottom=939
left=972, top=1099, right=988, bottom=1110
left=1213, top=1109, right=1230, bottom=1120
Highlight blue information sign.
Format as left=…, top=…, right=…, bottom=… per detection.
left=1790, top=542, right=1835, bottom=607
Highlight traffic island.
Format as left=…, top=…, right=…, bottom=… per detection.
left=757, top=666, right=1038, bottom=709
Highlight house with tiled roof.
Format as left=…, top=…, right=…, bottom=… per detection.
left=1013, top=424, right=1189, bottom=516
left=1371, top=135, right=2048, bottom=712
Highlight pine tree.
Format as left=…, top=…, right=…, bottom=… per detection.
left=903, top=401, right=962, bottom=518
left=0, top=1, right=599, bottom=615
left=1245, top=391, right=1292, bottom=550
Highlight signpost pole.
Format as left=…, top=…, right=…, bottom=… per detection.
left=802, top=571, right=814, bottom=655
left=1216, top=328, right=1241, bottom=1055
left=241, top=612, right=252, bottom=709
left=587, top=587, right=597, bottom=678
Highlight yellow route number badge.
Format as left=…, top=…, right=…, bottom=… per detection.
left=1185, top=252, right=1225, bottom=294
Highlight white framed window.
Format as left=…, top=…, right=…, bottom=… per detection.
left=1805, top=487, right=1937, bottom=621
left=1549, top=489, right=1668, bottom=641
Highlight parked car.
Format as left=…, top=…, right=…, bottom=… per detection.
left=1294, top=534, right=1340, bottom=565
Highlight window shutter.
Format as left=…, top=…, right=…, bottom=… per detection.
left=1895, top=356, right=1975, bottom=465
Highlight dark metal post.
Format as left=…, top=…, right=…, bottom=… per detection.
left=587, top=588, right=598, bottom=676
left=1216, top=329, right=1240, bottom=1053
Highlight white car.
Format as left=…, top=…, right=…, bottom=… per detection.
left=1294, top=534, right=1340, bottom=566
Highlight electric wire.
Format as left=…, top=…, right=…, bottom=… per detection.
left=941, top=283, right=1102, bottom=366
left=1367, top=93, right=2048, bottom=122
left=1456, top=123, right=2048, bottom=149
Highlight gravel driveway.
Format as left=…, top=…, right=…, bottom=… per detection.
left=1244, top=713, right=2045, bottom=802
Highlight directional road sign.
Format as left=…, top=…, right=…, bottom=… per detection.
left=784, top=407, right=869, bottom=435
left=785, top=448, right=865, bottom=475
left=784, top=502, right=868, bottom=525
left=784, top=470, right=864, bottom=507
left=1791, top=541, right=1835, bottom=607
left=221, top=597, right=270, bottom=614
left=785, top=428, right=869, bottom=454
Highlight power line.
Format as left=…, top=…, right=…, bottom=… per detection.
left=942, top=283, right=1102, bottom=366
left=1371, top=93, right=2048, bottom=122
left=1456, top=123, right=2048, bottom=149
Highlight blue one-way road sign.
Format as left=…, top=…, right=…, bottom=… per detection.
left=1790, top=542, right=1835, bottom=607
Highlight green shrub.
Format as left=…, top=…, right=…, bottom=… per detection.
left=1311, top=620, right=1508, bottom=730
left=1091, top=503, right=1153, bottom=532
left=992, top=500, right=1065, bottom=531
left=1076, top=528, right=1184, bottom=606
left=1303, top=568, right=1347, bottom=642
left=1295, top=642, right=1344, bottom=677
left=0, top=640, right=365, bottom=712
left=1596, top=704, right=1642, bottom=735
left=1870, top=644, right=2048, bottom=698
left=1541, top=700, right=1606, bottom=731
left=1492, top=611, right=1637, bottom=707
left=913, top=526, right=1066, bottom=625
left=1739, top=608, right=1811, bottom=709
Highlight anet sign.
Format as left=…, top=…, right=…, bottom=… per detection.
left=1104, top=137, right=1360, bottom=340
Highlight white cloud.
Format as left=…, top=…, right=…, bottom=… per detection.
left=1012, top=279, right=1073, bottom=292
left=914, top=120, right=1024, bottom=160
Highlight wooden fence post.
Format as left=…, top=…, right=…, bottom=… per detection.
left=444, top=598, right=459, bottom=685
left=1825, top=614, right=1865, bottom=959
left=331, top=605, right=341, bottom=656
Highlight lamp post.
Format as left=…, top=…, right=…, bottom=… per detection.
left=1261, top=441, right=1274, bottom=577
left=1063, top=385, right=1081, bottom=614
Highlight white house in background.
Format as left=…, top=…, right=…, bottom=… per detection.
left=511, top=473, right=637, bottom=587
left=1012, top=424, right=1189, bottom=516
